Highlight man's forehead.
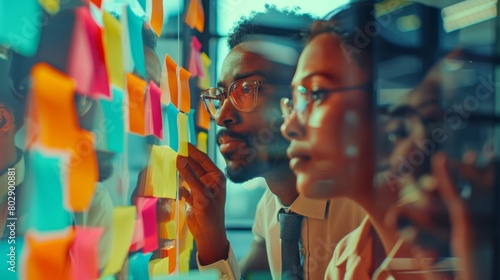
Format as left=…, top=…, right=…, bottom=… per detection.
left=218, top=45, right=273, bottom=86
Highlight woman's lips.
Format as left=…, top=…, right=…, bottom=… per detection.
left=289, top=156, right=311, bottom=171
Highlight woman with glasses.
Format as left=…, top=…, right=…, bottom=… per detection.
left=279, top=2, right=456, bottom=279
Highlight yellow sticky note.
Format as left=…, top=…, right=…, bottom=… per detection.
left=148, top=145, right=177, bottom=199
left=178, top=67, right=191, bottom=113
left=198, top=52, right=211, bottom=90
left=197, top=132, right=208, bottom=153
left=178, top=113, right=188, bottom=156
left=150, top=0, right=163, bottom=37
left=39, top=0, right=59, bottom=14
left=149, top=257, right=169, bottom=276
left=180, top=248, right=191, bottom=273
left=102, top=206, right=136, bottom=277
left=160, top=220, right=176, bottom=240
left=103, top=12, right=125, bottom=89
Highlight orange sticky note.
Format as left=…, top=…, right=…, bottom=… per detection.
left=32, top=63, right=78, bottom=148
left=39, top=0, right=59, bottom=15
left=127, top=73, right=147, bottom=135
left=67, top=130, right=98, bottom=211
left=160, top=220, right=176, bottom=240
left=148, top=145, right=177, bottom=199
left=185, top=0, right=204, bottom=32
left=197, top=101, right=210, bottom=130
left=198, top=52, right=211, bottom=90
left=178, top=67, right=191, bottom=113
left=150, top=0, right=163, bottom=37
left=102, top=206, right=137, bottom=277
left=165, top=56, right=179, bottom=107
left=24, top=229, right=75, bottom=280
left=103, top=11, right=125, bottom=89
left=160, top=244, right=176, bottom=274
left=178, top=113, right=188, bottom=156
left=70, top=226, right=104, bottom=280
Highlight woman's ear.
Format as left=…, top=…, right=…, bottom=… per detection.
left=0, top=106, right=14, bottom=135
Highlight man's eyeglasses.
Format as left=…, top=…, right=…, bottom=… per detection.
left=200, top=79, right=264, bottom=119
left=280, top=83, right=369, bottom=121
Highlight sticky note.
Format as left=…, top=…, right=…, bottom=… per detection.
left=165, top=56, right=179, bottom=108
left=136, top=197, right=159, bottom=253
left=138, top=0, right=146, bottom=12
left=149, top=257, right=169, bottom=276
left=39, top=0, right=59, bottom=15
left=197, top=100, right=210, bottom=130
left=129, top=219, right=145, bottom=252
left=70, top=226, right=104, bottom=280
left=103, top=11, right=125, bottom=89
left=67, top=130, right=98, bottom=211
left=188, top=109, right=197, bottom=145
left=150, top=0, right=163, bottom=37
left=160, top=244, right=176, bottom=274
left=69, top=8, right=93, bottom=95
left=128, top=252, right=152, bottom=280
left=32, top=63, right=78, bottom=149
left=31, top=148, right=71, bottom=231
left=99, top=87, right=125, bottom=153
left=198, top=52, right=211, bottom=90
left=120, top=6, right=134, bottom=74
left=102, top=206, right=136, bottom=277
left=166, top=103, right=179, bottom=151
left=127, top=6, right=146, bottom=77
left=185, top=0, right=204, bottom=33
left=197, top=132, right=208, bottom=153
left=0, top=1, right=42, bottom=56
left=24, top=229, right=75, bottom=280
left=127, top=73, right=147, bottom=135
left=147, top=82, right=163, bottom=139
left=179, top=249, right=190, bottom=273
left=89, top=22, right=111, bottom=98
left=178, top=67, right=191, bottom=113
left=148, top=145, right=177, bottom=199
left=178, top=113, right=189, bottom=157
left=188, top=37, right=204, bottom=78
left=160, top=220, right=176, bottom=240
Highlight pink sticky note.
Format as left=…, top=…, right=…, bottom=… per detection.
left=70, top=226, right=104, bottom=280
left=147, top=81, right=163, bottom=139
left=137, top=197, right=159, bottom=253
left=130, top=218, right=145, bottom=252
left=188, top=37, right=204, bottom=78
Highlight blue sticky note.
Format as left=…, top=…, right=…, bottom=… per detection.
left=188, top=109, right=197, bottom=146
left=30, top=149, right=71, bottom=231
left=100, top=87, right=125, bottom=153
left=127, top=6, right=146, bottom=77
left=128, top=252, right=153, bottom=280
left=166, top=103, right=179, bottom=152
left=0, top=1, right=42, bottom=56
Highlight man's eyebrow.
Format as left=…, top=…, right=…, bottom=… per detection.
left=217, top=71, right=269, bottom=88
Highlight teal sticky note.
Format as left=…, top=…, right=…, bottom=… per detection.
left=138, top=0, right=146, bottom=12
left=152, top=270, right=219, bottom=280
left=166, top=103, right=179, bottom=152
left=0, top=1, right=42, bottom=56
left=188, top=109, right=197, bottom=146
left=100, top=87, right=125, bottom=153
left=30, top=149, right=71, bottom=231
left=127, top=6, right=146, bottom=77
left=128, top=252, right=152, bottom=280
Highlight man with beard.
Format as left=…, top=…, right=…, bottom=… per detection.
left=176, top=6, right=365, bottom=280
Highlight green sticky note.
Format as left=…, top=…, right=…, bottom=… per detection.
left=0, top=1, right=42, bottom=56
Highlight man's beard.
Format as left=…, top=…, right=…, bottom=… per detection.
left=217, top=129, right=289, bottom=183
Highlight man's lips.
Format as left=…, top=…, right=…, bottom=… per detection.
left=219, top=140, right=244, bottom=155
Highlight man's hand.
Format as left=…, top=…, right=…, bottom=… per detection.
left=176, top=143, right=230, bottom=265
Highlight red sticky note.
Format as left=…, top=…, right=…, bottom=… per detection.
left=146, top=81, right=163, bottom=139
left=137, top=197, right=159, bottom=253
left=178, top=67, right=191, bottom=113
left=188, top=37, right=204, bottom=78
left=24, top=229, right=75, bottom=280
left=185, top=0, right=204, bottom=33
left=127, top=73, right=147, bottom=135
left=70, top=226, right=104, bottom=280
left=150, top=0, right=163, bottom=37
left=130, top=218, right=145, bottom=252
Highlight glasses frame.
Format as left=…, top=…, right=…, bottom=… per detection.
left=281, top=83, right=370, bottom=121
left=200, top=79, right=264, bottom=118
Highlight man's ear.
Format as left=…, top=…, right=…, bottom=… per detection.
left=0, top=107, right=14, bottom=134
